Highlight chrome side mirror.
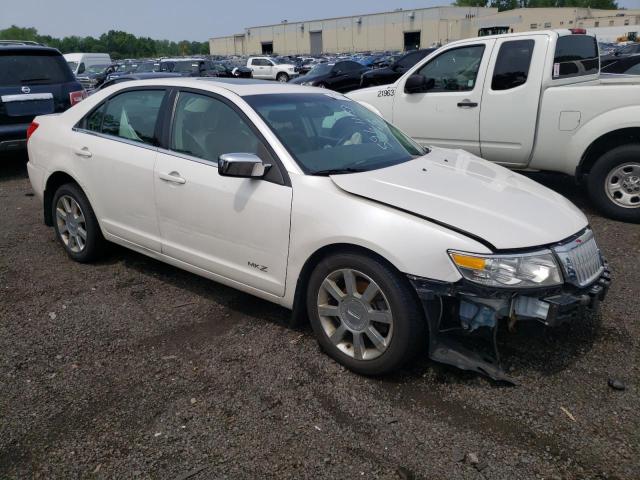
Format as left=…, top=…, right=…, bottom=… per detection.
left=218, top=153, right=270, bottom=178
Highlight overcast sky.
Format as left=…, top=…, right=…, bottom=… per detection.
left=1, top=0, right=639, bottom=41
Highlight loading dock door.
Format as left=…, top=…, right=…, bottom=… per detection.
left=404, top=31, right=421, bottom=51
left=261, top=42, right=273, bottom=55
left=310, top=31, right=323, bottom=55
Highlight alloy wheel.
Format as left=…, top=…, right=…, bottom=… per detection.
left=55, top=195, right=87, bottom=253
left=316, top=268, right=393, bottom=361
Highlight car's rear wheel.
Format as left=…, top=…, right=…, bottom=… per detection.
left=587, top=144, right=640, bottom=223
left=307, top=252, right=426, bottom=375
left=52, top=183, right=106, bottom=262
left=276, top=72, right=289, bottom=82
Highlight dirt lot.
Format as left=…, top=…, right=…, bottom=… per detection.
left=0, top=152, right=638, bottom=480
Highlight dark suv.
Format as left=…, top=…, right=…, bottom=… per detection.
left=0, top=41, right=85, bottom=152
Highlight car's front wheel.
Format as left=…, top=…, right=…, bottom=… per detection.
left=276, top=72, right=289, bottom=82
left=52, top=183, right=106, bottom=262
left=307, top=252, right=426, bottom=375
left=587, top=144, right=640, bottom=223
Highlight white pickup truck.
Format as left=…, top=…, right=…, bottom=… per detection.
left=348, top=30, right=640, bottom=223
left=246, top=57, right=298, bottom=82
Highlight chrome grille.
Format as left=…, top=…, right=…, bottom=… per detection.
left=553, top=230, right=604, bottom=287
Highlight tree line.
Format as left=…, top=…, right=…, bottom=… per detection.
left=454, top=0, right=618, bottom=10
left=0, top=25, right=209, bottom=59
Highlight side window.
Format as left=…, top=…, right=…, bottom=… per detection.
left=85, top=104, right=105, bottom=132
left=491, top=39, right=535, bottom=91
left=553, top=35, right=598, bottom=79
left=100, top=90, right=165, bottom=145
left=171, top=92, right=271, bottom=165
left=417, top=45, right=485, bottom=92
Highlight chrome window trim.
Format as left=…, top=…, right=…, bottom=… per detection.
left=157, top=146, right=219, bottom=168
left=72, top=127, right=159, bottom=153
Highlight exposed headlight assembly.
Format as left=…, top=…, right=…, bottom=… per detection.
left=449, top=250, right=562, bottom=288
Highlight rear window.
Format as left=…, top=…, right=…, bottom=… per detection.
left=0, top=51, right=75, bottom=86
left=553, top=35, right=599, bottom=79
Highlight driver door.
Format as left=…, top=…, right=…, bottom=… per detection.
left=154, top=90, right=292, bottom=296
left=392, top=40, right=494, bottom=156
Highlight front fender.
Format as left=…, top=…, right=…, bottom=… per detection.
left=282, top=175, right=488, bottom=308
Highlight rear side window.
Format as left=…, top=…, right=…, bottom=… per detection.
left=84, top=89, right=165, bottom=145
left=492, top=40, right=535, bottom=90
left=553, top=35, right=599, bottom=79
left=0, top=51, right=74, bottom=86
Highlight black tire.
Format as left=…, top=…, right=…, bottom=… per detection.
left=587, top=144, right=640, bottom=223
left=306, top=252, right=426, bottom=375
left=276, top=72, right=289, bottom=82
left=51, top=183, right=106, bottom=262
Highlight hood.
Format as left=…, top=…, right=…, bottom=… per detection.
left=329, top=148, right=587, bottom=250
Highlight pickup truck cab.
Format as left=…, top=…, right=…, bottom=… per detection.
left=348, top=30, right=640, bottom=223
left=247, top=57, right=298, bottom=82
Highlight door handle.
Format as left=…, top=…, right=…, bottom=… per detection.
left=73, top=147, right=92, bottom=158
left=159, top=171, right=186, bottom=184
left=457, top=100, right=478, bottom=108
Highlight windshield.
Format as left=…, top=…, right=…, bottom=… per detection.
left=172, top=62, right=199, bottom=73
left=245, top=93, right=426, bottom=174
left=0, top=52, right=75, bottom=85
left=135, top=62, right=158, bottom=72
left=86, top=64, right=109, bottom=74
left=308, top=64, right=332, bottom=76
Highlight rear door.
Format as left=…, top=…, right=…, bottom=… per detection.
left=392, top=40, right=494, bottom=156
left=73, top=87, right=168, bottom=251
left=479, top=35, right=546, bottom=167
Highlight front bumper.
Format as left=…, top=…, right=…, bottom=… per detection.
left=407, top=265, right=611, bottom=383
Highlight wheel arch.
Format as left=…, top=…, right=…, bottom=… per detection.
left=577, top=127, right=640, bottom=181
left=43, top=171, right=83, bottom=226
left=289, top=242, right=419, bottom=328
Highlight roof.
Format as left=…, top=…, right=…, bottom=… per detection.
left=106, top=76, right=329, bottom=97
left=0, top=44, right=60, bottom=54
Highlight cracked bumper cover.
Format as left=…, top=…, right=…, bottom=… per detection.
left=406, top=265, right=611, bottom=382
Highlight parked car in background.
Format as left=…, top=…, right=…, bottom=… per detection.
left=247, top=57, right=298, bottom=82
left=600, top=42, right=640, bottom=68
left=26, top=78, right=609, bottom=379
left=212, top=61, right=253, bottom=78
left=1, top=41, right=85, bottom=153
left=349, top=30, right=640, bottom=223
left=290, top=60, right=369, bottom=92
left=360, top=49, right=436, bottom=87
left=63, top=53, right=111, bottom=76
left=76, top=63, right=118, bottom=91
left=98, top=72, right=183, bottom=90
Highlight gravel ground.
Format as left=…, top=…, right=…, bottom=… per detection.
left=1, top=153, right=638, bottom=480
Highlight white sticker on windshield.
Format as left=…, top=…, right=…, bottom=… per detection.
left=553, top=62, right=560, bottom=78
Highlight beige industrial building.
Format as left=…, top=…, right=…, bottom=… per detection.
left=210, top=6, right=640, bottom=56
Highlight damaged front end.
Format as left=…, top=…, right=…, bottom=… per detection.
left=407, top=229, right=611, bottom=383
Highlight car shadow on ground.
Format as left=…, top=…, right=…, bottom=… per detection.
left=0, top=152, right=29, bottom=180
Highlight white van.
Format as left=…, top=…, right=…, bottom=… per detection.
left=63, top=53, right=112, bottom=76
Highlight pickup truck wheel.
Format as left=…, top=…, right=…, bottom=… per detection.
left=306, top=252, right=426, bottom=375
left=588, top=144, right=640, bottom=223
left=276, top=72, right=289, bottom=83
left=52, top=183, right=106, bottom=262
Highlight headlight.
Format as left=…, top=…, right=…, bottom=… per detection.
left=448, top=250, right=562, bottom=288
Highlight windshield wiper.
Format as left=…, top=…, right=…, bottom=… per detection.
left=310, top=167, right=367, bottom=176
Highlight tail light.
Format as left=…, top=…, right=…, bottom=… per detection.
left=69, top=90, right=88, bottom=106
left=26, top=121, right=39, bottom=142
left=569, top=28, right=587, bottom=35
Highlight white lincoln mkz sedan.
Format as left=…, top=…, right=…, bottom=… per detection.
left=27, top=78, right=610, bottom=379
